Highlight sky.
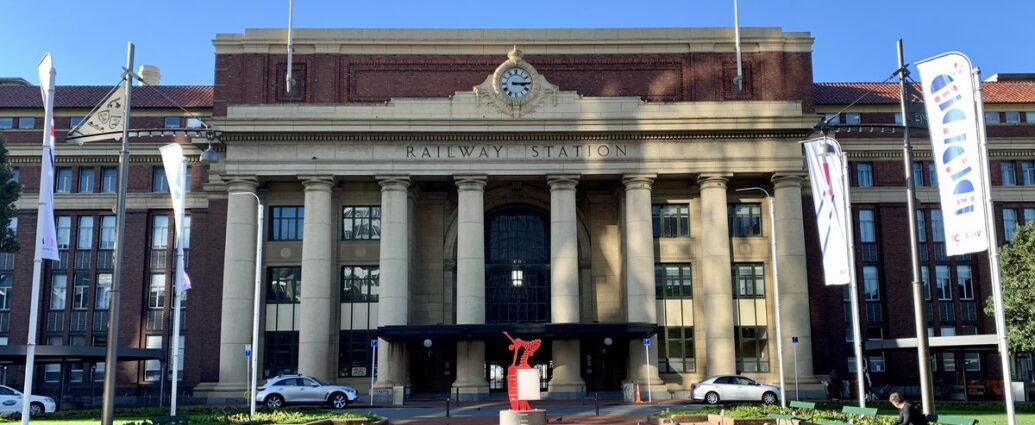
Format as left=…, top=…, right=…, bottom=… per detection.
left=1, top=0, right=1032, bottom=86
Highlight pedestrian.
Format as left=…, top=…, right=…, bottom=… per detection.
left=828, top=369, right=840, bottom=399
left=889, top=392, right=928, bottom=425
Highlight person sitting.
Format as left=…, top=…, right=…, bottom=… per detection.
left=889, top=392, right=928, bottom=425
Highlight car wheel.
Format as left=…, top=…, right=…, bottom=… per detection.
left=762, top=391, right=778, bottom=405
left=705, top=392, right=720, bottom=405
left=29, top=402, right=44, bottom=416
left=330, top=392, right=349, bottom=409
left=265, top=394, right=284, bottom=409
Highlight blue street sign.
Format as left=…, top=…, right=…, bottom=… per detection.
left=643, top=338, right=651, bottom=346
left=244, top=344, right=252, bottom=357
left=792, top=336, right=799, bottom=344
left=370, top=339, right=378, bottom=348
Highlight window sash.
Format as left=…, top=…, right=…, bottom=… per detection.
left=732, top=264, right=764, bottom=298
left=77, top=216, right=94, bottom=249
left=78, top=168, right=95, bottom=193
left=267, top=267, right=302, bottom=304
left=101, top=167, right=118, bottom=193
left=935, top=266, right=952, bottom=300
left=50, top=274, right=67, bottom=310
left=652, top=204, right=689, bottom=238
left=957, top=265, right=974, bottom=300
left=863, top=266, right=880, bottom=300
left=152, top=215, right=169, bottom=249
left=728, top=204, right=762, bottom=237
left=341, top=266, right=380, bottom=303
left=94, top=273, right=112, bottom=309
left=855, top=163, right=874, bottom=187
left=655, top=264, right=692, bottom=299
left=271, top=206, right=305, bottom=241
left=342, top=206, right=382, bottom=240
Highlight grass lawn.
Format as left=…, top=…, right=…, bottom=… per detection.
left=0, top=407, right=379, bottom=424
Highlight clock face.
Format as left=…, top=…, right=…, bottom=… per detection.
left=499, top=67, right=533, bottom=100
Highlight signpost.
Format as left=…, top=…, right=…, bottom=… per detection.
left=643, top=338, right=652, bottom=404
left=244, top=344, right=252, bottom=407
left=792, top=336, right=799, bottom=400
left=370, top=339, right=377, bottom=406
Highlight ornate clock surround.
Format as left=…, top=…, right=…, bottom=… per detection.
left=474, top=47, right=560, bottom=117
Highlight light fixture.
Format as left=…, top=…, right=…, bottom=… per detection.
left=423, top=339, right=432, bottom=349
left=603, top=337, right=613, bottom=347
left=199, top=132, right=220, bottom=163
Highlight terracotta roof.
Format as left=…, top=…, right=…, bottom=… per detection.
left=814, top=81, right=1035, bottom=104
left=0, top=85, right=212, bottom=108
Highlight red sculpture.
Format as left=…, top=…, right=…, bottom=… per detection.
left=503, top=331, right=541, bottom=411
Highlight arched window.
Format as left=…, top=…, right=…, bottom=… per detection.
left=484, top=205, right=550, bottom=323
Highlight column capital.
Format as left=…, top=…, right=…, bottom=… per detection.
left=697, top=173, right=732, bottom=190
left=225, top=176, right=259, bottom=193
left=377, top=175, right=411, bottom=192
left=547, top=175, right=579, bottom=191
left=299, top=175, right=334, bottom=191
left=621, top=174, right=656, bottom=190
left=772, top=173, right=806, bottom=189
left=455, top=175, right=488, bottom=192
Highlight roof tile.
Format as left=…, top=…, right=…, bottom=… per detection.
left=814, top=81, right=1035, bottom=104
left=0, top=85, right=213, bottom=108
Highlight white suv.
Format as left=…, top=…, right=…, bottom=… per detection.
left=255, top=375, right=358, bottom=409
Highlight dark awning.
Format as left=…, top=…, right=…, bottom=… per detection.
left=377, top=322, right=659, bottom=343
left=864, top=334, right=999, bottom=352
left=0, top=345, right=164, bottom=364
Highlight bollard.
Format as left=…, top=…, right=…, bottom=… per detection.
left=454, top=386, right=461, bottom=407
left=446, top=397, right=450, bottom=418
left=595, top=392, right=600, bottom=416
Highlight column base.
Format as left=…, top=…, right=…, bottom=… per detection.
left=451, top=380, right=490, bottom=401
left=546, top=380, right=586, bottom=400
left=621, top=380, right=669, bottom=403
left=193, top=382, right=248, bottom=405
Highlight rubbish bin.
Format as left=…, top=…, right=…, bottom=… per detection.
left=622, top=382, right=635, bottom=403
left=392, top=385, right=405, bottom=405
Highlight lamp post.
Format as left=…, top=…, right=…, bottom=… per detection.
left=736, top=187, right=785, bottom=408
left=818, top=137, right=867, bottom=407
left=229, top=191, right=264, bottom=418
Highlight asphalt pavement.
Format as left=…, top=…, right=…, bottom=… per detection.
left=346, top=399, right=707, bottom=425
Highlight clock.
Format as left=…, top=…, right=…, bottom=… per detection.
left=499, top=67, right=533, bottom=100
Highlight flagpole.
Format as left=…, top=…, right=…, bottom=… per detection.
left=836, top=139, right=867, bottom=407
left=896, top=39, right=935, bottom=414
left=285, top=0, right=294, bottom=94
left=169, top=154, right=187, bottom=416
left=972, top=66, right=1017, bottom=425
left=21, top=55, right=57, bottom=425
left=101, top=41, right=134, bottom=425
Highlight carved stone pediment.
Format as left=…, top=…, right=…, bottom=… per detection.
left=474, top=47, right=560, bottom=117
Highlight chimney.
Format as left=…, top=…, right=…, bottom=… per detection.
left=137, top=65, right=161, bottom=86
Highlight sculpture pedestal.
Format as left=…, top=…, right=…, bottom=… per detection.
left=500, top=409, right=547, bottom=425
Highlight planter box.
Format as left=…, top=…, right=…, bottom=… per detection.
left=648, top=413, right=710, bottom=425
left=304, top=418, right=387, bottom=425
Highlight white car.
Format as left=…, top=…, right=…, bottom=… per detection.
left=691, top=375, right=780, bottom=405
left=255, top=374, right=358, bottom=409
left=0, top=385, right=56, bottom=416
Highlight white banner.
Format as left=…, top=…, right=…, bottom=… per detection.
left=804, top=137, right=851, bottom=286
left=915, top=53, right=989, bottom=256
left=160, top=144, right=191, bottom=291
left=35, top=54, right=59, bottom=261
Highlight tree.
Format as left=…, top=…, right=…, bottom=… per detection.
left=985, top=222, right=1035, bottom=352
left=0, top=135, right=20, bottom=252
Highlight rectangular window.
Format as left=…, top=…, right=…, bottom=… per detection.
left=931, top=209, right=945, bottom=242
left=845, top=113, right=861, bottom=125
left=943, top=353, right=957, bottom=372
left=267, top=266, right=301, bottom=303
left=99, top=216, right=116, bottom=249
left=957, top=265, right=974, bottom=300
left=0, top=272, right=12, bottom=310
left=270, top=206, right=305, bottom=241
left=73, top=273, right=89, bottom=310
left=152, top=167, right=169, bottom=192
left=728, top=203, right=762, bottom=237
left=56, top=216, right=71, bottom=249
left=659, top=327, right=696, bottom=373
left=77, top=216, right=94, bottom=249
left=181, top=215, right=191, bottom=249
left=655, top=264, right=692, bottom=299
left=149, top=274, right=166, bottom=309
left=101, top=167, right=117, bottom=193
left=863, top=266, right=880, bottom=301
left=858, top=210, right=876, bottom=243
left=7, top=217, right=16, bottom=238
left=10, top=167, right=18, bottom=185
left=341, top=266, right=379, bottom=302
left=69, top=363, right=84, bottom=382
left=1028, top=112, right=1035, bottom=123
left=342, top=206, right=381, bottom=240
left=0, top=118, right=13, bottom=129
left=1025, top=208, right=1035, bottom=225
left=95, top=273, right=112, bottom=309
left=78, top=168, right=95, bottom=193
left=163, top=116, right=180, bottom=128
left=1001, top=162, right=1017, bottom=186
left=652, top=204, right=689, bottom=238
left=50, top=274, right=67, bottom=310
left=151, top=215, right=169, bottom=249
left=186, top=117, right=204, bottom=128
left=984, top=112, right=1001, bottom=123
left=965, top=353, right=981, bottom=371
left=69, top=116, right=84, bottom=128
left=18, top=117, right=35, bottom=129
left=183, top=166, right=192, bottom=193
left=732, top=263, right=764, bottom=298
left=1004, top=209, right=1018, bottom=242
left=855, top=162, right=874, bottom=187
left=735, top=326, right=769, bottom=372
left=927, top=162, right=938, bottom=187
left=921, top=267, right=931, bottom=301
left=264, top=331, right=299, bottom=377
left=56, top=167, right=73, bottom=193
left=824, top=113, right=841, bottom=125
left=92, top=362, right=105, bottom=381
left=1005, top=112, right=1021, bottom=123
left=912, top=162, right=924, bottom=187
left=338, top=330, right=373, bottom=377
left=44, top=364, right=60, bottom=383
left=145, top=335, right=162, bottom=381
left=916, top=211, right=927, bottom=242
left=1022, top=161, right=1035, bottom=185
left=935, top=265, right=952, bottom=300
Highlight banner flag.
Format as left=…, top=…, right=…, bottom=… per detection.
left=66, top=83, right=126, bottom=144
left=35, top=54, right=59, bottom=261
left=915, top=53, right=989, bottom=256
left=804, top=137, right=851, bottom=286
left=160, top=144, right=191, bottom=291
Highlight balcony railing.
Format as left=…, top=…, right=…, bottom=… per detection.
left=74, top=250, right=92, bottom=270
left=96, top=249, right=113, bottom=270
left=961, top=301, right=978, bottom=323
left=92, top=311, right=109, bottom=331
left=46, top=311, right=64, bottom=333
left=939, top=301, right=956, bottom=322
left=69, top=311, right=88, bottom=332
left=146, top=309, right=164, bottom=331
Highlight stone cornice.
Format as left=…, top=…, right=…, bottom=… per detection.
left=220, top=130, right=813, bottom=144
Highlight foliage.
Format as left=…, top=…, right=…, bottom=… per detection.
left=0, top=135, right=20, bottom=252
left=985, top=222, right=1035, bottom=352
left=0, top=407, right=379, bottom=425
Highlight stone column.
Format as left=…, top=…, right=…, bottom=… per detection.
left=210, top=178, right=258, bottom=396
left=622, top=175, right=662, bottom=391
left=452, top=175, right=489, bottom=399
left=699, top=174, right=736, bottom=376
left=297, top=176, right=335, bottom=380
left=375, top=176, right=410, bottom=388
left=547, top=175, right=585, bottom=398
left=773, top=174, right=815, bottom=379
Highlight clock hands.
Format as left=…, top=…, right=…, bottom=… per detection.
left=511, top=81, right=531, bottom=86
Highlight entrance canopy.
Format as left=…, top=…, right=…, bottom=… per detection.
left=378, top=322, right=658, bottom=343
left=0, top=345, right=164, bottom=364
left=864, top=334, right=999, bottom=352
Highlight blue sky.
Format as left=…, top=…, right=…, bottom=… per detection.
left=2, top=0, right=1031, bottom=85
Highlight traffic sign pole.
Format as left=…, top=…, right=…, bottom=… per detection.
left=643, top=338, right=652, bottom=404
left=370, top=339, right=377, bottom=406
left=792, top=337, right=799, bottom=400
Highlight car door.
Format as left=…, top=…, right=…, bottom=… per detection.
left=298, top=378, right=322, bottom=403
left=712, top=376, right=736, bottom=400
left=0, top=386, right=20, bottom=413
left=734, top=377, right=761, bottom=400
left=273, top=378, right=299, bottom=403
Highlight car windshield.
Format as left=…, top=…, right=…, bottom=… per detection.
left=311, top=377, right=328, bottom=386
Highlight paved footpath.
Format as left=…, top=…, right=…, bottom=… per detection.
left=355, top=399, right=704, bottom=425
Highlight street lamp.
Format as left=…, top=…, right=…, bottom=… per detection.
left=735, top=187, right=786, bottom=408
left=229, top=190, right=264, bottom=417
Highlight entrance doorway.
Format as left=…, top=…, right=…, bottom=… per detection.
left=485, top=205, right=551, bottom=324
left=582, top=338, right=628, bottom=391
left=407, top=340, right=455, bottom=394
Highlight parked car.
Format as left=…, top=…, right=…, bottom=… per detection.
left=255, top=374, right=358, bottom=409
left=691, top=375, right=780, bottom=405
left=0, top=385, right=56, bottom=416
